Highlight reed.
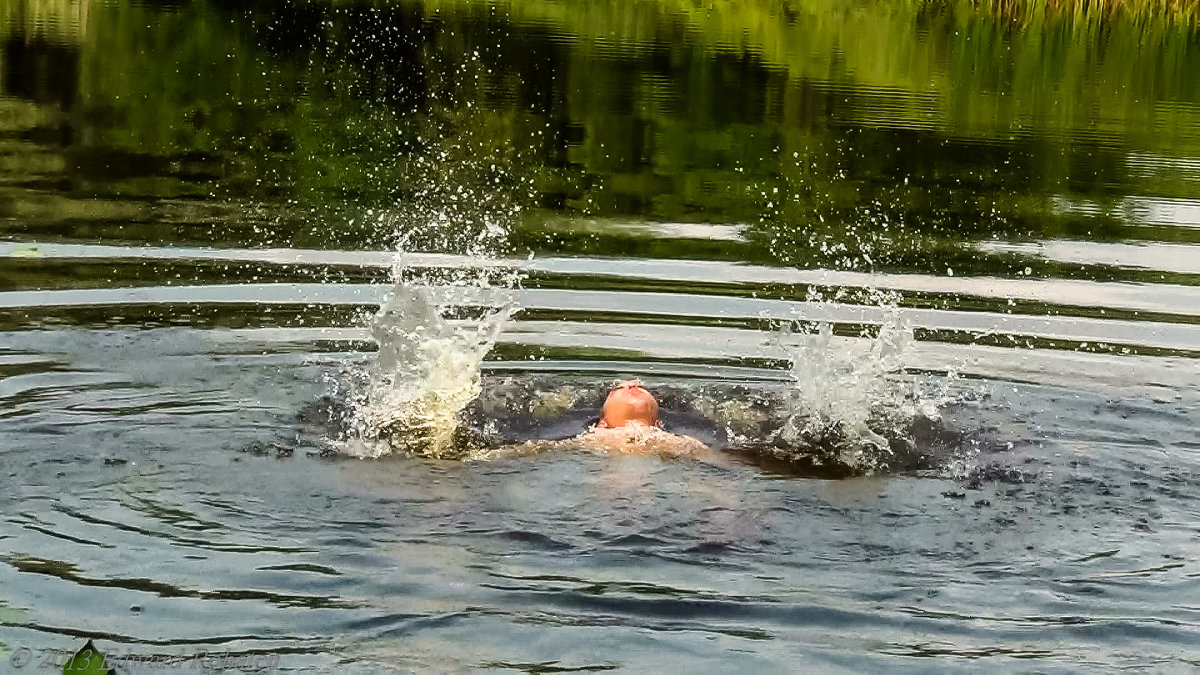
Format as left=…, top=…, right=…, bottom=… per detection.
left=0, top=0, right=90, bottom=42
left=944, top=0, right=1199, bottom=24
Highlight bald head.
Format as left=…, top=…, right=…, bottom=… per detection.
left=599, top=380, right=659, bottom=428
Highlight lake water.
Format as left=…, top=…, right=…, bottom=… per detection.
left=2, top=1, right=1199, bottom=672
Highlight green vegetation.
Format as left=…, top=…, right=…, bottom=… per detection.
left=1, top=0, right=1197, bottom=268
left=0, top=0, right=88, bottom=43
left=945, top=0, right=1199, bottom=25
left=62, top=640, right=111, bottom=675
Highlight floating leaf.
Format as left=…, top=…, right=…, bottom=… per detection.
left=63, top=640, right=112, bottom=675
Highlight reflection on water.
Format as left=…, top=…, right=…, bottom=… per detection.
left=3, top=0, right=1200, bottom=671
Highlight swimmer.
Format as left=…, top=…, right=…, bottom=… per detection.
left=577, top=380, right=711, bottom=458
left=481, top=380, right=719, bottom=461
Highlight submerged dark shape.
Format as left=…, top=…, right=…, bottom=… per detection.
left=717, top=405, right=967, bottom=479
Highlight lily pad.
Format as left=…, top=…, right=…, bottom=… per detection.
left=63, top=640, right=112, bottom=675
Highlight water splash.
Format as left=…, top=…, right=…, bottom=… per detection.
left=725, top=289, right=959, bottom=475
left=334, top=140, right=526, bottom=458
left=336, top=263, right=515, bottom=459
left=331, top=109, right=533, bottom=456
left=319, top=34, right=541, bottom=458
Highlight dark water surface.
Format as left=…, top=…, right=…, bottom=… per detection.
left=2, top=0, right=1200, bottom=672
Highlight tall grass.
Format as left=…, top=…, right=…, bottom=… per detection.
left=947, top=0, right=1199, bottom=24
left=0, top=0, right=90, bottom=42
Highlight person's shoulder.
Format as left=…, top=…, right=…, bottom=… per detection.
left=575, top=425, right=644, bottom=453
left=580, top=425, right=712, bottom=458
left=648, top=431, right=712, bottom=459
left=479, top=426, right=722, bottom=464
